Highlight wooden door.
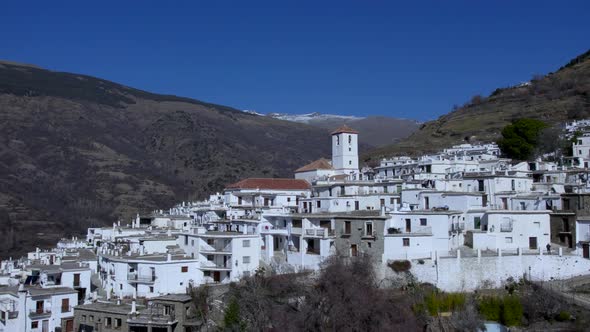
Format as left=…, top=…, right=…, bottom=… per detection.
left=65, top=319, right=74, bottom=332
left=529, top=237, right=538, bottom=249
left=350, top=244, right=358, bottom=257
left=214, top=271, right=221, bottom=282
left=405, top=219, right=411, bottom=233
left=584, top=244, right=589, bottom=259
left=36, top=300, right=43, bottom=314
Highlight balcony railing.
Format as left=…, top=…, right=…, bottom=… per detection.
left=29, top=308, right=51, bottom=317
left=127, top=273, right=156, bottom=283
left=304, top=228, right=335, bottom=237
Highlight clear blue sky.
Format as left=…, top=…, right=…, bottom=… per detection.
left=1, top=0, right=588, bottom=121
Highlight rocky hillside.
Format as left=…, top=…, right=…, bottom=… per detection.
left=365, top=49, right=590, bottom=162
left=0, top=61, right=332, bottom=257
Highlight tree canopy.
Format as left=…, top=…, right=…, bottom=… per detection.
left=498, top=118, right=548, bottom=160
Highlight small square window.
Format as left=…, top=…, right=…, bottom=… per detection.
left=402, top=238, right=410, bottom=247
left=31, top=321, right=39, bottom=329
left=243, top=256, right=251, bottom=264
left=420, top=218, right=427, bottom=226
left=181, top=266, right=188, bottom=273
left=243, top=240, right=251, bottom=247
left=505, top=237, right=513, bottom=243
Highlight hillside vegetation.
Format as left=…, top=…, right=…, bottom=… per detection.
left=364, top=49, right=590, bottom=162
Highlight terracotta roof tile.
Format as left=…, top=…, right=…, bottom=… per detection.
left=295, top=158, right=333, bottom=173
left=331, top=124, right=359, bottom=135
left=226, top=178, right=311, bottom=190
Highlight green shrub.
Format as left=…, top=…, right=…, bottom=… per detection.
left=501, top=295, right=523, bottom=326
left=423, top=292, right=466, bottom=316
left=478, top=296, right=502, bottom=322
left=556, top=311, right=571, bottom=322
left=478, top=295, right=523, bottom=326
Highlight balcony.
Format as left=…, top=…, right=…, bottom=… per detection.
left=199, top=244, right=231, bottom=254
left=127, top=273, right=156, bottom=284
left=199, top=261, right=232, bottom=271
left=304, top=228, right=335, bottom=238
left=387, top=226, right=432, bottom=236
left=61, top=305, right=73, bottom=314
left=29, top=308, right=51, bottom=318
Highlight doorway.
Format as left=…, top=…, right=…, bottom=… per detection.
left=583, top=243, right=589, bottom=259
left=213, top=271, right=221, bottom=282
left=529, top=237, right=538, bottom=249
left=350, top=244, right=358, bottom=257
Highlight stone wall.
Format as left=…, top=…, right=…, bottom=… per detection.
left=382, top=252, right=590, bottom=292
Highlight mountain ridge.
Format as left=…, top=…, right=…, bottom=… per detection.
left=0, top=61, right=334, bottom=257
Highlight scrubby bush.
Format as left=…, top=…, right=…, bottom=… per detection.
left=388, top=260, right=411, bottom=273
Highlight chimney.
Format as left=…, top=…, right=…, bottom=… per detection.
left=131, top=300, right=137, bottom=314
left=167, top=253, right=172, bottom=261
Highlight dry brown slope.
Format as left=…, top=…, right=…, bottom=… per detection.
left=0, top=61, right=330, bottom=257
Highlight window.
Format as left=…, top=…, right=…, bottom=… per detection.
left=420, top=218, right=427, bottom=226
left=287, top=197, right=291, bottom=202
left=105, top=317, right=112, bottom=327
left=184, top=235, right=188, bottom=245
left=344, top=221, right=351, bottom=234
left=348, top=135, right=352, bottom=144
left=89, top=315, right=94, bottom=322
left=368, top=242, right=372, bottom=248
left=336, top=136, right=340, bottom=145
left=74, top=273, right=80, bottom=287
left=505, top=237, right=513, bottom=243
left=520, top=202, right=526, bottom=210
left=317, top=201, right=321, bottom=208
left=181, top=266, right=188, bottom=273
left=243, top=256, right=251, bottom=264
left=31, top=321, right=39, bottom=329
left=61, top=298, right=69, bottom=313
left=243, top=240, right=251, bottom=247
left=114, top=318, right=122, bottom=328
left=534, top=222, right=540, bottom=228
left=390, top=198, right=395, bottom=204
left=149, top=286, right=154, bottom=293
left=191, top=239, right=194, bottom=246
left=474, top=217, right=481, bottom=229
left=349, top=160, right=352, bottom=165
left=403, top=238, right=410, bottom=247
left=365, top=222, right=373, bottom=236
left=238, top=196, right=242, bottom=205
left=81, top=315, right=86, bottom=322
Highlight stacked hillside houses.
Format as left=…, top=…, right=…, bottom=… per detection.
left=6, top=124, right=590, bottom=331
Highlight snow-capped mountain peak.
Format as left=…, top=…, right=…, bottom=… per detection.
left=267, top=112, right=364, bottom=123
